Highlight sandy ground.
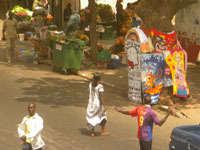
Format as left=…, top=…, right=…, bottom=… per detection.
left=0, top=37, right=199, bottom=149
left=0, top=57, right=198, bottom=150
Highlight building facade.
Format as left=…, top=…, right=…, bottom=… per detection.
left=175, top=0, right=200, bottom=62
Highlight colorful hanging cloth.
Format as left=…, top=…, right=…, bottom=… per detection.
left=166, top=49, right=189, bottom=97
left=150, top=28, right=178, bottom=52
left=142, top=53, right=166, bottom=104
left=150, top=28, right=179, bottom=87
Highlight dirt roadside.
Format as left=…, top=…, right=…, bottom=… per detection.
left=77, top=62, right=200, bottom=121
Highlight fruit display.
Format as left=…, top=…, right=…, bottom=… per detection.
left=12, top=5, right=33, bottom=21
left=97, top=4, right=115, bottom=23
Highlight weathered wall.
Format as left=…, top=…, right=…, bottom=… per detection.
left=175, top=0, right=200, bottom=62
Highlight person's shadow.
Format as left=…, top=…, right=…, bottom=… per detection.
left=78, top=128, right=101, bottom=137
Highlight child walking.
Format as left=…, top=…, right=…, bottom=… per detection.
left=86, top=73, right=109, bottom=136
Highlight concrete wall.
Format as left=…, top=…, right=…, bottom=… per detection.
left=175, top=0, right=200, bottom=62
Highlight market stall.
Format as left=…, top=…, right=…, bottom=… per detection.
left=11, top=5, right=53, bottom=64
left=79, top=4, right=116, bottom=41
left=11, top=5, right=34, bottom=63
left=30, top=7, right=51, bottom=64
left=12, top=5, right=33, bottom=38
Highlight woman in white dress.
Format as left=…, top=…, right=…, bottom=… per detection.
left=86, top=73, right=109, bottom=136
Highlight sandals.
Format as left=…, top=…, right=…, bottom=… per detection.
left=101, top=132, right=110, bottom=136
left=90, top=132, right=111, bottom=136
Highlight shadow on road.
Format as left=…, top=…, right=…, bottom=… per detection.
left=78, top=128, right=102, bottom=137
left=15, top=77, right=89, bottom=107
left=15, top=75, right=133, bottom=108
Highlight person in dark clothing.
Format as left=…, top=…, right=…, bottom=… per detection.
left=116, top=0, right=125, bottom=36
left=84, top=7, right=91, bottom=28
left=64, top=3, right=72, bottom=27
left=25, top=0, right=34, bottom=10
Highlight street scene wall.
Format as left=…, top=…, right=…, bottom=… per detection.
left=175, top=1, right=200, bottom=62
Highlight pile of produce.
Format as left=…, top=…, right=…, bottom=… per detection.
left=76, top=31, right=89, bottom=42
left=109, top=36, right=125, bottom=55
left=97, top=4, right=115, bottom=23
left=50, top=35, right=86, bottom=49
left=12, top=5, right=33, bottom=21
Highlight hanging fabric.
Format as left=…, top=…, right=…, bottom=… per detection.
left=150, top=28, right=179, bottom=87
left=166, top=49, right=189, bottom=97
left=142, top=53, right=166, bottom=104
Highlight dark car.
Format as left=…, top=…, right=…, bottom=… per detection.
left=169, top=125, right=200, bottom=150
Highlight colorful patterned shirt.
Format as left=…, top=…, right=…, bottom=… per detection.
left=129, top=105, right=160, bottom=141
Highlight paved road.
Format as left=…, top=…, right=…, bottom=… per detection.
left=0, top=40, right=200, bottom=149
left=0, top=58, right=197, bottom=150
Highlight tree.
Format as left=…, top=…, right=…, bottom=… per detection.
left=135, top=0, right=197, bottom=32
left=89, top=0, right=98, bottom=63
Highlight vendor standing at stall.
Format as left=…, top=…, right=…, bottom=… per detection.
left=65, top=10, right=80, bottom=34
left=116, top=0, right=125, bottom=36
left=64, top=3, right=72, bottom=28
left=3, top=11, right=17, bottom=63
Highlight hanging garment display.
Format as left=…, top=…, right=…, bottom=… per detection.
left=142, top=53, right=166, bottom=104
left=166, top=49, right=189, bottom=97
left=150, top=28, right=178, bottom=51
left=150, top=28, right=178, bottom=87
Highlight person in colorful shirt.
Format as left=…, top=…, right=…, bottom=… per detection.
left=114, top=96, right=171, bottom=150
left=65, top=10, right=80, bottom=34
left=18, top=102, right=45, bottom=150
